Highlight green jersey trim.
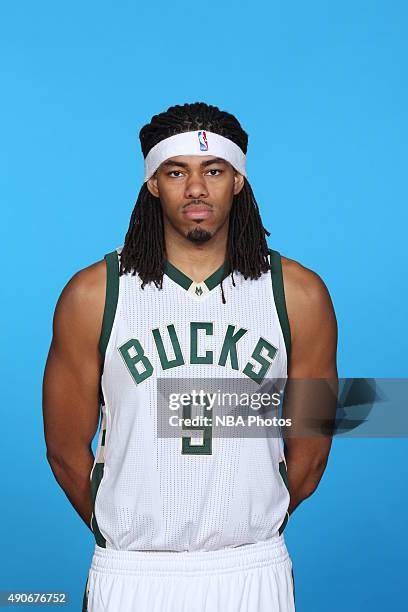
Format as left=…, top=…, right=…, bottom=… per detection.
left=204, top=262, right=229, bottom=290
left=278, top=459, right=290, bottom=536
left=163, top=260, right=192, bottom=290
left=163, top=259, right=230, bottom=292
left=99, top=250, right=120, bottom=362
left=268, top=249, right=292, bottom=363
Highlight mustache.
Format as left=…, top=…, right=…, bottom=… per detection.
left=183, top=200, right=213, bottom=209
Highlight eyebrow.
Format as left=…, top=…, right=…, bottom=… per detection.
left=161, top=157, right=228, bottom=169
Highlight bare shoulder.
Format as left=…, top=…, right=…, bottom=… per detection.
left=281, top=254, right=331, bottom=302
left=53, top=258, right=107, bottom=343
left=280, top=254, right=337, bottom=341
left=57, top=259, right=106, bottom=309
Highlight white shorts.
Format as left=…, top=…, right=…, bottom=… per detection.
left=82, top=534, right=296, bottom=612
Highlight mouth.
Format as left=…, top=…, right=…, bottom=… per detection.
left=183, top=204, right=213, bottom=220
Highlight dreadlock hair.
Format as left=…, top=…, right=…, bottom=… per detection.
left=120, top=102, right=271, bottom=304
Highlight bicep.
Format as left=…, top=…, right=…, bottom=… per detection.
left=283, top=266, right=338, bottom=465
left=287, top=271, right=338, bottom=379
left=42, top=265, right=105, bottom=458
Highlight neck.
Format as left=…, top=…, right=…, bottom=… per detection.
left=164, top=222, right=228, bottom=283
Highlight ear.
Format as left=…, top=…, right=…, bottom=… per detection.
left=146, top=174, right=159, bottom=198
left=233, top=171, right=245, bottom=195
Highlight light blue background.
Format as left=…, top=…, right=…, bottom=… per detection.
left=1, top=1, right=407, bottom=610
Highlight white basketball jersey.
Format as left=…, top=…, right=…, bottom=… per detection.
left=89, top=246, right=292, bottom=552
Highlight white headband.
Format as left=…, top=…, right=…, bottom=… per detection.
left=143, top=130, right=247, bottom=182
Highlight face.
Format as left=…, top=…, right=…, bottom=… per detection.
left=146, top=155, right=245, bottom=244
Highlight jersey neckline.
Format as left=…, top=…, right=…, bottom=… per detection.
left=163, top=259, right=230, bottom=295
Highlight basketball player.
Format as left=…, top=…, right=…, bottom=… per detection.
left=42, top=102, right=338, bottom=611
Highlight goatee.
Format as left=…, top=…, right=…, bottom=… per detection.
left=186, top=227, right=213, bottom=243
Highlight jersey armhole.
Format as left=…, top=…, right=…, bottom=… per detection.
left=268, top=248, right=292, bottom=363
left=98, top=250, right=120, bottom=365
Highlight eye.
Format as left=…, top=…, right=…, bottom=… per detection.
left=167, top=168, right=223, bottom=178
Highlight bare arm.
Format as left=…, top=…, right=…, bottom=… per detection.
left=281, top=257, right=338, bottom=516
left=42, top=260, right=106, bottom=529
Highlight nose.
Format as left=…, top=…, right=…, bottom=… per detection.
left=184, top=171, right=209, bottom=200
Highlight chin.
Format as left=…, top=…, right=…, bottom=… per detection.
left=186, top=226, right=214, bottom=244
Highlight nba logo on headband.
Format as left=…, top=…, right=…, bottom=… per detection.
left=198, top=131, right=209, bottom=151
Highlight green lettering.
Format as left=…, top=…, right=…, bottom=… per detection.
left=118, top=339, right=153, bottom=384
left=243, top=338, right=277, bottom=384
left=190, top=322, right=213, bottom=364
left=218, top=325, right=247, bottom=370
left=152, top=324, right=185, bottom=370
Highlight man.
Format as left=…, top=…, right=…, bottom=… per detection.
left=42, top=102, right=338, bottom=611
